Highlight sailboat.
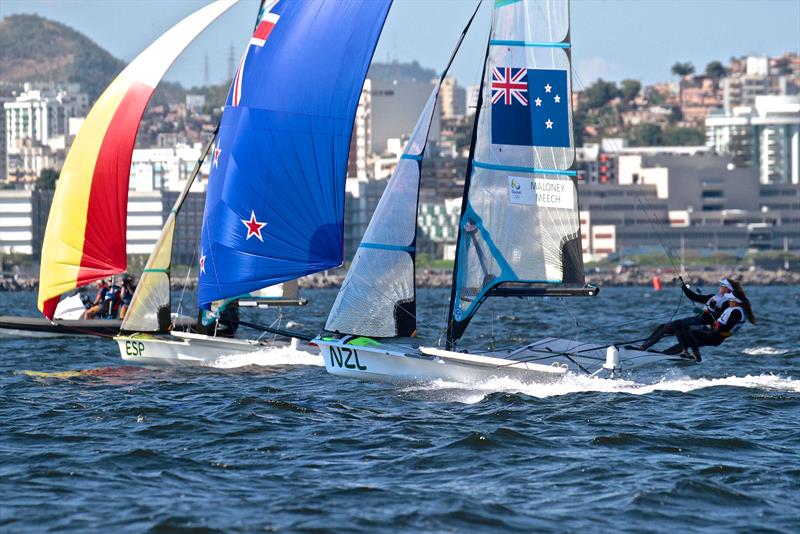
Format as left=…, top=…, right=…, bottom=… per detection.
left=10, top=1, right=239, bottom=339
left=314, top=0, right=685, bottom=383
left=114, top=0, right=392, bottom=366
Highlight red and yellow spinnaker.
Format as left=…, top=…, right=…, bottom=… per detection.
left=38, top=0, right=238, bottom=319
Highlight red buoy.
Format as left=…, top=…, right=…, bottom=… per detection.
left=652, top=276, right=662, bottom=292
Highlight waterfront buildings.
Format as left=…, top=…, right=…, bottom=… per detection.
left=2, top=54, right=798, bottom=268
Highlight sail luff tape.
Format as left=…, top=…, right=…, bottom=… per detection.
left=473, top=160, right=577, bottom=176
left=360, top=243, right=415, bottom=253
left=490, top=40, right=570, bottom=48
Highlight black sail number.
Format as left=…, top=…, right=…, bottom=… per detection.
left=125, top=340, right=146, bottom=357
left=328, top=346, right=367, bottom=370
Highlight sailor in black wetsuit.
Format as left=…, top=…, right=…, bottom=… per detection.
left=628, top=278, right=736, bottom=352
left=673, top=296, right=749, bottom=360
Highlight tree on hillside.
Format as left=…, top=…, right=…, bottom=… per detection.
left=619, top=79, right=642, bottom=103
left=671, top=62, right=695, bottom=77
left=629, top=123, right=663, bottom=146
left=646, top=89, right=666, bottom=106
left=662, top=126, right=705, bottom=146
left=583, top=79, right=619, bottom=109
left=36, top=168, right=59, bottom=190
left=572, top=108, right=586, bottom=146
left=705, top=60, right=727, bottom=79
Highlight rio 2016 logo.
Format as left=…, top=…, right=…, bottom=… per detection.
left=510, top=178, right=521, bottom=190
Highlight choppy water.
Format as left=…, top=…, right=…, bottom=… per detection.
left=1, top=286, right=798, bottom=532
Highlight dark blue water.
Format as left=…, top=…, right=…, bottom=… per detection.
left=1, top=287, right=798, bottom=532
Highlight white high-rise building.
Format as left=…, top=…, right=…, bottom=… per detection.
left=706, top=95, right=800, bottom=184
left=348, top=79, right=371, bottom=178
left=439, top=77, right=465, bottom=119
left=3, top=84, right=88, bottom=183
left=4, top=84, right=87, bottom=152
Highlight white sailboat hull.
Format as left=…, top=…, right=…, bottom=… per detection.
left=314, top=338, right=568, bottom=385
left=115, top=330, right=311, bottom=367
left=315, top=336, right=693, bottom=384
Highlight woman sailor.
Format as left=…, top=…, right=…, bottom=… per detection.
left=628, top=277, right=737, bottom=352
left=674, top=287, right=756, bottom=360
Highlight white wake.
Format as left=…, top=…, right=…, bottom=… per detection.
left=207, top=345, right=323, bottom=369
left=742, top=347, right=792, bottom=356
left=403, top=373, right=800, bottom=404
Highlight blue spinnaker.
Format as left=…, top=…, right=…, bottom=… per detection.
left=198, top=0, right=391, bottom=307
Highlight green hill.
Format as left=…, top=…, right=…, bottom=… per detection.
left=0, top=14, right=126, bottom=101
left=0, top=14, right=186, bottom=104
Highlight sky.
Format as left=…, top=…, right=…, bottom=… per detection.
left=1, top=0, right=798, bottom=93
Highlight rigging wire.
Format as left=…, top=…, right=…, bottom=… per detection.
left=570, top=70, right=683, bottom=275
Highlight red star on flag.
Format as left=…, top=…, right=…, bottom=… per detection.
left=241, top=210, right=267, bottom=241
left=199, top=254, right=206, bottom=275
left=213, top=141, right=221, bottom=168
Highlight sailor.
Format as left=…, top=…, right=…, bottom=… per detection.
left=82, top=279, right=109, bottom=319
left=673, top=290, right=756, bottom=360
left=118, top=274, right=136, bottom=319
left=195, top=301, right=239, bottom=338
left=628, top=278, right=736, bottom=351
left=102, top=278, right=123, bottom=319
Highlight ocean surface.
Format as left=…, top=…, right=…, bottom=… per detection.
left=1, top=285, right=798, bottom=532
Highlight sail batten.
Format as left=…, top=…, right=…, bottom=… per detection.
left=447, top=0, right=586, bottom=345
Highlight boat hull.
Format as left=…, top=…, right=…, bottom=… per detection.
left=0, top=316, right=121, bottom=338
left=314, top=336, right=693, bottom=384
left=115, top=330, right=287, bottom=367
left=314, top=338, right=567, bottom=385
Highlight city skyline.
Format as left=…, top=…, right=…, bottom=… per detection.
left=1, top=0, right=798, bottom=92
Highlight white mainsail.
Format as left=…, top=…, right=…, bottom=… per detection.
left=448, top=0, right=585, bottom=343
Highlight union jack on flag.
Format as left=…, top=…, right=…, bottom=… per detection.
left=231, top=6, right=280, bottom=107
left=491, top=67, right=528, bottom=106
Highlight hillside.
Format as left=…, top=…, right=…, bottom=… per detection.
left=0, top=14, right=125, bottom=101
left=0, top=14, right=187, bottom=104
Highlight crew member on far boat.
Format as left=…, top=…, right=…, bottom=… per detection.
left=672, top=289, right=756, bottom=360
left=118, top=274, right=136, bottom=319
left=628, top=277, right=737, bottom=352
left=102, top=278, right=123, bottom=319
left=83, top=279, right=110, bottom=319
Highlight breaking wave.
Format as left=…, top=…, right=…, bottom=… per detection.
left=741, top=347, right=792, bottom=356
left=402, top=373, right=800, bottom=404
left=207, top=345, right=323, bottom=369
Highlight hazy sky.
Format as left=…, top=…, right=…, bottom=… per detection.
left=1, top=0, right=798, bottom=92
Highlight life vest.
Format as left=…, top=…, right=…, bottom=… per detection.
left=714, top=307, right=744, bottom=338
left=94, top=286, right=108, bottom=304
left=703, top=293, right=732, bottom=318
left=103, top=285, right=122, bottom=318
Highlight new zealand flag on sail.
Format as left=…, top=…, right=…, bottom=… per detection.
left=491, top=67, right=570, bottom=147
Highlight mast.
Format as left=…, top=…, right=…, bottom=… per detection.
left=446, top=35, right=492, bottom=350
left=324, top=1, right=483, bottom=339
left=119, top=127, right=218, bottom=333
left=121, top=0, right=271, bottom=334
